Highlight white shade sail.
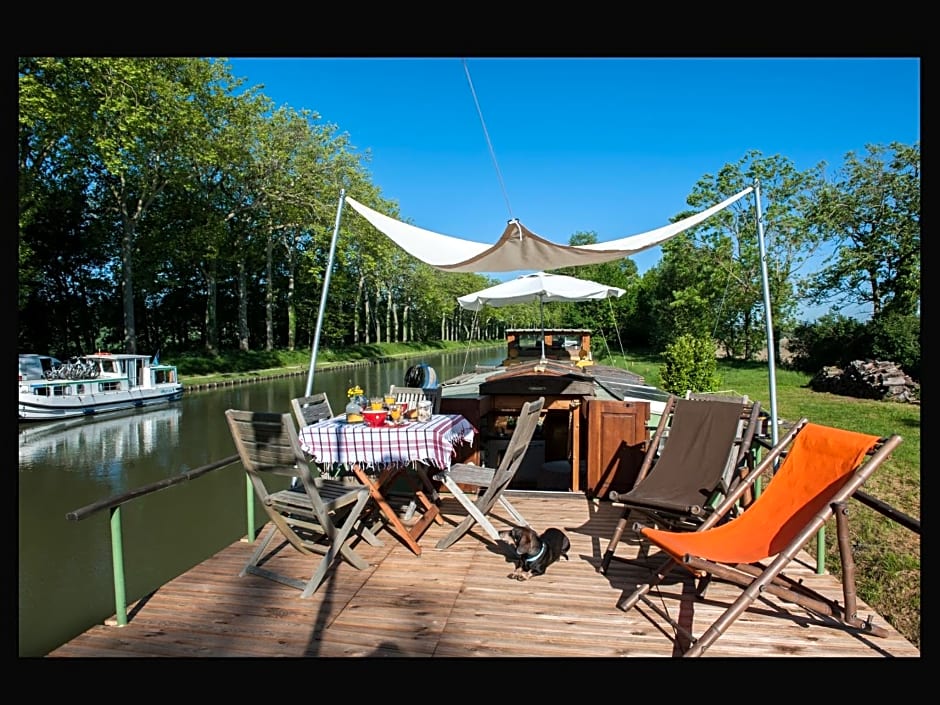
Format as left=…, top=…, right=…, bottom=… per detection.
left=310, top=183, right=777, bottom=457
left=344, top=187, right=753, bottom=273
left=457, top=271, right=626, bottom=311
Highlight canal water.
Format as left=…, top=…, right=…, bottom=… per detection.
left=18, top=347, right=502, bottom=657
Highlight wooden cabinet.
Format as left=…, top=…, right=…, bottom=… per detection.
left=585, top=399, right=650, bottom=499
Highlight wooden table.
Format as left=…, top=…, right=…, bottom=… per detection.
left=299, top=413, right=477, bottom=555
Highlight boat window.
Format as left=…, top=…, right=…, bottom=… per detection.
left=100, top=381, right=120, bottom=392
left=518, top=333, right=540, bottom=349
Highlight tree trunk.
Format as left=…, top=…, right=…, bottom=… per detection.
left=121, top=222, right=137, bottom=353
left=204, top=260, right=219, bottom=356
left=264, top=234, right=274, bottom=351
left=354, top=275, right=364, bottom=345
left=237, top=256, right=249, bottom=352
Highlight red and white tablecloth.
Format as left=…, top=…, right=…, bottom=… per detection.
left=298, top=413, right=477, bottom=470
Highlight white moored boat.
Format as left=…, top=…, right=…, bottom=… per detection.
left=18, top=352, right=184, bottom=422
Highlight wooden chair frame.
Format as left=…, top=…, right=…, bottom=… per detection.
left=433, top=397, right=545, bottom=549
left=600, top=395, right=761, bottom=574
left=225, top=409, right=381, bottom=598
left=616, top=419, right=902, bottom=656
left=388, top=385, right=442, bottom=414
left=290, top=393, right=334, bottom=429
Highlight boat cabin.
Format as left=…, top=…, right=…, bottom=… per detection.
left=440, top=330, right=663, bottom=499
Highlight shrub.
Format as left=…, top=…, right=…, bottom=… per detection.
left=789, top=311, right=921, bottom=382
left=788, top=313, right=870, bottom=373
left=869, top=312, right=921, bottom=381
left=659, top=334, right=721, bottom=395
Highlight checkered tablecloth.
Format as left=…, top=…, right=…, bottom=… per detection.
left=298, top=413, right=477, bottom=470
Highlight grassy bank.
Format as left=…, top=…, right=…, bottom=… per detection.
left=176, top=342, right=920, bottom=649
left=175, top=339, right=498, bottom=387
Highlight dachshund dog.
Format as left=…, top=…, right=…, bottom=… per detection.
left=498, top=525, right=570, bottom=580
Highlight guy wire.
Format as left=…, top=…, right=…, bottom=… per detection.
left=462, top=58, right=514, bottom=223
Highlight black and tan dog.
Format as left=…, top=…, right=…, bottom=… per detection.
left=498, top=525, right=570, bottom=580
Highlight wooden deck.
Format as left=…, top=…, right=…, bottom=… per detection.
left=48, top=493, right=920, bottom=658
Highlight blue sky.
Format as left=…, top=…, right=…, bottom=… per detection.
left=226, top=57, right=920, bottom=320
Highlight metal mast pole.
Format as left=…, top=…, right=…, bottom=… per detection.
left=754, top=180, right=779, bottom=446
left=305, top=189, right=346, bottom=397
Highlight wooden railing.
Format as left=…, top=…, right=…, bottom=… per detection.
left=65, top=454, right=250, bottom=627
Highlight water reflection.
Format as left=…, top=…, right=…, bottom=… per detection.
left=19, top=405, right=183, bottom=474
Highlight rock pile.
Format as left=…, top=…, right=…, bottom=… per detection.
left=809, top=359, right=919, bottom=403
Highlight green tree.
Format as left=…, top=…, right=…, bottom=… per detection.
left=647, top=151, right=825, bottom=361
left=806, top=141, right=920, bottom=318
left=24, top=58, right=239, bottom=354
left=551, top=231, right=642, bottom=351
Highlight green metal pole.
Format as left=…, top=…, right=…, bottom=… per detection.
left=109, top=506, right=128, bottom=627
left=817, top=525, right=826, bottom=573
left=246, top=474, right=256, bottom=542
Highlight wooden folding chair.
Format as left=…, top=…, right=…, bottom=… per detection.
left=600, top=395, right=762, bottom=573
left=616, top=419, right=902, bottom=656
left=225, top=409, right=381, bottom=598
left=386, top=384, right=444, bottom=503
left=388, top=385, right=442, bottom=414
left=433, top=397, right=545, bottom=549
left=290, top=392, right=334, bottom=428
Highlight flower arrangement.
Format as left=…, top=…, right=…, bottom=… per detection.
left=347, top=385, right=364, bottom=398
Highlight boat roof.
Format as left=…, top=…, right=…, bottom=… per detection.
left=83, top=352, right=154, bottom=360
left=505, top=328, right=592, bottom=335
left=441, top=359, right=648, bottom=402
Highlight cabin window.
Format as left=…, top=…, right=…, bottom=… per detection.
left=75, top=384, right=85, bottom=394
left=100, top=381, right=120, bottom=392
left=517, top=333, right=540, bottom=350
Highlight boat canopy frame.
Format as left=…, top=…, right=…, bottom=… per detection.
left=305, top=185, right=779, bottom=446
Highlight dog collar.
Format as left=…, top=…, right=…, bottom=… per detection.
left=523, top=542, right=546, bottom=565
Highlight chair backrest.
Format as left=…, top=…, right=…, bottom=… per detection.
left=388, top=385, right=442, bottom=414
left=686, top=390, right=749, bottom=404
left=477, top=396, right=545, bottom=505
left=291, top=393, right=334, bottom=429
left=622, top=396, right=760, bottom=521
left=644, top=422, right=892, bottom=564
left=225, top=408, right=322, bottom=507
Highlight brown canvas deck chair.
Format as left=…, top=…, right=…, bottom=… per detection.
left=600, top=395, right=761, bottom=574
left=617, top=419, right=902, bottom=656
left=433, top=397, right=545, bottom=549
left=225, top=409, right=381, bottom=598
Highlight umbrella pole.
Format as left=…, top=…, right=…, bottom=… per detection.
left=539, top=297, right=547, bottom=362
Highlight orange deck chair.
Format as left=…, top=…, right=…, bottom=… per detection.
left=617, top=419, right=903, bottom=657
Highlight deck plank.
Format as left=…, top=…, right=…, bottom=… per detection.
left=47, top=494, right=919, bottom=658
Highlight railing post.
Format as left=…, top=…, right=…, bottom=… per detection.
left=817, top=525, right=826, bottom=574
left=245, top=474, right=256, bottom=542
left=109, top=506, right=128, bottom=626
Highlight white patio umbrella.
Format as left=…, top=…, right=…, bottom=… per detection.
left=457, top=271, right=626, bottom=361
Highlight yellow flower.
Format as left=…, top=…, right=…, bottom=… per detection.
left=347, top=385, right=364, bottom=398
